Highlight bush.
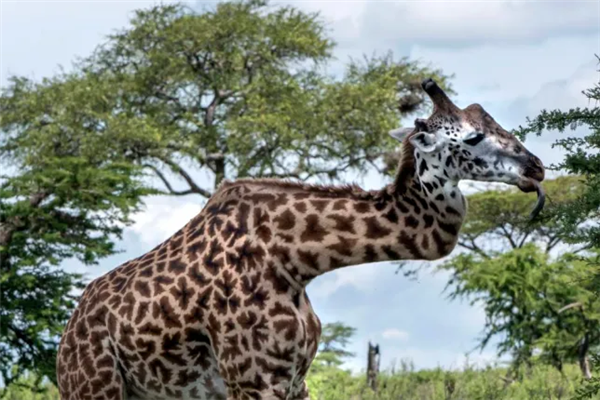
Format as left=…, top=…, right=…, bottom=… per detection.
left=306, top=363, right=585, bottom=400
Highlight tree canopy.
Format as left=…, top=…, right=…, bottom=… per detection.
left=513, top=56, right=600, bottom=397
left=515, top=71, right=600, bottom=252
left=77, top=0, right=452, bottom=195
left=312, top=322, right=357, bottom=369
left=440, top=176, right=600, bottom=378
left=0, top=73, right=152, bottom=389
left=458, top=175, right=587, bottom=256
left=3, top=1, right=453, bottom=200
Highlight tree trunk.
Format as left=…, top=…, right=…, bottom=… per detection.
left=214, top=155, right=226, bottom=189
left=366, top=342, right=380, bottom=392
left=579, top=334, right=592, bottom=379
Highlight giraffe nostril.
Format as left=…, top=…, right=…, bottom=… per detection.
left=528, top=157, right=545, bottom=182
left=532, top=156, right=544, bottom=169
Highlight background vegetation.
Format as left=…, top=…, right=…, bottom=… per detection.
left=0, top=0, right=598, bottom=399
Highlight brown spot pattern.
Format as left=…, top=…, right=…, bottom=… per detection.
left=57, top=172, right=468, bottom=400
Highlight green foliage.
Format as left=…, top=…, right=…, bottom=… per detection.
left=514, top=57, right=600, bottom=396
left=2, top=364, right=590, bottom=400
left=0, top=73, right=153, bottom=390
left=305, top=363, right=584, bottom=400
left=77, top=0, right=451, bottom=194
left=441, top=244, right=600, bottom=375
left=515, top=66, right=600, bottom=251
left=458, top=175, right=585, bottom=255
left=312, top=322, right=357, bottom=371
left=440, top=176, right=600, bottom=377
left=573, top=354, right=600, bottom=399
left=1, top=374, right=59, bottom=400
left=304, top=321, right=576, bottom=400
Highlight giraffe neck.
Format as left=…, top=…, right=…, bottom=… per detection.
left=272, top=167, right=467, bottom=288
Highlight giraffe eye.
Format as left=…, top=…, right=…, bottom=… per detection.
left=464, top=133, right=485, bottom=146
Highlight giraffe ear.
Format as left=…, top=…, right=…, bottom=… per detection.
left=388, top=127, right=414, bottom=142
left=409, top=132, right=440, bottom=153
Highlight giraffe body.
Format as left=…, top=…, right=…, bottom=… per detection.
left=56, top=79, right=545, bottom=400
left=56, top=178, right=462, bottom=400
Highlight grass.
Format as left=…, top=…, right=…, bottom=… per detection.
left=306, top=362, right=592, bottom=400
left=2, top=363, right=595, bottom=400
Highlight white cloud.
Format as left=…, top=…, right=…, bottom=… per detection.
left=354, top=1, right=596, bottom=49
left=1, top=1, right=152, bottom=83
left=409, top=36, right=597, bottom=105
left=520, top=60, right=598, bottom=117
left=501, top=59, right=598, bottom=167
left=290, top=0, right=366, bottom=25
left=382, top=328, right=410, bottom=341
left=129, top=196, right=205, bottom=246
left=309, top=262, right=400, bottom=298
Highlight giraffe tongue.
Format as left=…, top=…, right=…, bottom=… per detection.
left=517, top=178, right=545, bottom=220
left=529, top=179, right=546, bottom=221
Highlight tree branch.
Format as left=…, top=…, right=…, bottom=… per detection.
left=499, top=224, right=518, bottom=249
left=203, top=89, right=229, bottom=128
left=7, top=324, right=39, bottom=355
left=517, top=231, right=531, bottom=249
left=545, top=235, right=562, bottom=253
left=144, top=162, right=211, bottom=198
left=558, top=302, right=583, bottom=314
left=457, top=239, right=491, bottom=259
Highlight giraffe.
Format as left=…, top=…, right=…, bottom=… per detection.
left=56, top=78, right=545, bottom=400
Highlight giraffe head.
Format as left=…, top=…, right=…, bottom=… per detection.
left=390, top=78, right=546, bottom=218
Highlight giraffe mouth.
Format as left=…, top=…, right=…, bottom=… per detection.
left=517, top=178, right=546, bottom=220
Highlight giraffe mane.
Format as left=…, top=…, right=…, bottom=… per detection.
left=216, top=177, right=378, bottom=200
left=216, top=135, right=418, bottom=200
left=392, top=131, right=418, bottom=193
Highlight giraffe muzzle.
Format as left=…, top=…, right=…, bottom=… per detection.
left=518, top=153, right=546, bottom=220
left=524, top=153, right=545, bottom=182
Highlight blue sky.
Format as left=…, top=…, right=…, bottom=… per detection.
left=2, top=0, right=598, bottom=373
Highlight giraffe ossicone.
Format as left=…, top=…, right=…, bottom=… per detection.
left=57, top=78, right=545, bottom=400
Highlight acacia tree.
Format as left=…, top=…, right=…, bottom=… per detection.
left=313, top=322, right=357, bottom=369
left=439, top=177, right=600, bottom=378
left=78, top=0, right=452, bottom=195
